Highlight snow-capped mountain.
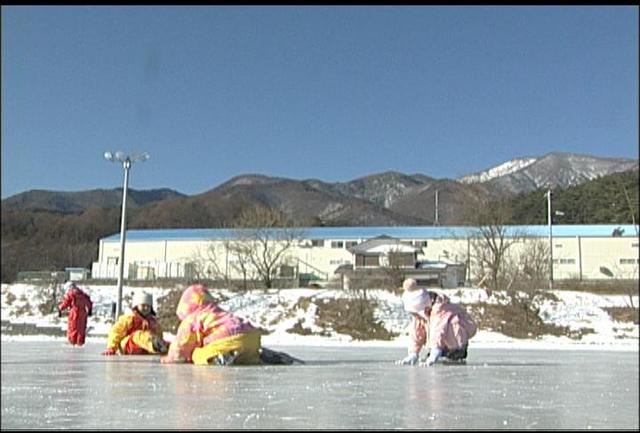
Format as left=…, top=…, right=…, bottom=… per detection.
left=458, top=157, right=538, bottom=184
left=457, top=152, right=638, bottom=194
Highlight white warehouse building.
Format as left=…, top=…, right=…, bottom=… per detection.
left=92, top=225, right=639, bottom=280
left=91, top=224, right=639, bottom=285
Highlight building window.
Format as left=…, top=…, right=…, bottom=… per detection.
left=389, top=252, right=415, bottom=267
left=559, top=259, right=575, bottom=265
left=554, top=244, right=563, bottom=248
left=279, top=265, right=295, bottom=277
left=632, top=243, right=639, bottom=248
left=345, top=241, right=358, bottom=248
left=107, top=257, right=119, bottom=266
left=331, top=241, right=344, bottom=248
left=356, top=255, right=379, bottom=267
left=311, top=239, right=324, bottom=247
left=620, top=258, right=639, bottom=265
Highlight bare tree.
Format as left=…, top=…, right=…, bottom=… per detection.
left=228, top=205, right=305, bottom=289
left=465, top=198, right=523, bottom=293
left=514, top=238, right=551, bottom=293
left=495, top=237, right=551, bottom=293
left=225, top=239, right=259, bottom=291
left=188, top=241, right=229, bottom=284
left=604, top=262, right=639, bottom=309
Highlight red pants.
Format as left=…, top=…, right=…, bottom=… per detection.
left=66, top=309, right=88, bottom=345
left=122, top=337, right=148, bottom=354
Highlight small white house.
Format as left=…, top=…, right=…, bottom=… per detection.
left=66, top=267, right=90, bottom=281
left=348, top=235, right=423, bottom=268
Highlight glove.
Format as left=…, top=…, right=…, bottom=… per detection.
left=151, top=337, right=169, bottom=354
left=57, top=308, right=62, bottom=318
left=102, top=347, right=117, bottom=356
left=422, top=348, right=443, bottom=367
left=88, top=310, right=92, bottom=317
left=395, top=353, right=419, bottom=365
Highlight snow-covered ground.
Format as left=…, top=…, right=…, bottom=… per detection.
left=1, top=283, right=638, bottom=351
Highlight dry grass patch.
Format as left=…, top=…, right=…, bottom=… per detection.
left=466, top=302, right=594, bottom=340
left=603, top=307, right=639, bottom=324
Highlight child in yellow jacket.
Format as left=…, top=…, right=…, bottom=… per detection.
left=102, top=291, right=168, bottom=356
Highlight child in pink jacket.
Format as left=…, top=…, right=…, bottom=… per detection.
left=396, top=278, right=477, bottom=366
left=161, top=284, right=302, bottom=366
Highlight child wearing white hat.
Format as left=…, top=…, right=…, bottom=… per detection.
left=102, top=291, right=168, bottom=356
left=396, top=278, right=477, bottom=366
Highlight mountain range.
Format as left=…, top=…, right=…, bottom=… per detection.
left=2, top=151, right=638, bottom=283
left=3, top=152, right=637, bottom=227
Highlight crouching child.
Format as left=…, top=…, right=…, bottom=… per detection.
left=396, top=278, right=477, bottom=367
left=161, top=284, right=302, bottom=366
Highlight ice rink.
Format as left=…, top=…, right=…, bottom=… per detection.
left=1, top=341, right=638, bottom=430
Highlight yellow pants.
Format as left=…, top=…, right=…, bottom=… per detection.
left=191, top=331, right=262, bottom=366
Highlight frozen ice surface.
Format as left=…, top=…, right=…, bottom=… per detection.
left=1, top=341, right=638, bottom=430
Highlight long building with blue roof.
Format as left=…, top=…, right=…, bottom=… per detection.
left=92, top=224, right=639, bottom=284
left=102, top=224, right=637, bottom=242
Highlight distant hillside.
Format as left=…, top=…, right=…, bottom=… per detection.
left=129, top=175, right=427, bottom=228
left=506, top=166, right=640, bottom=226
left=388, top=179, right=493, bottom=225
left=328, top=171, right=434, bottom=208
left=2, top=188, right=186, bottom=214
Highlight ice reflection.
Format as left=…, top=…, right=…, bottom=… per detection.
left=1, top=342, right=638, bottom=430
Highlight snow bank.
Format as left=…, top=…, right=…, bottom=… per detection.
left=1, top=283, right=637, bottom=351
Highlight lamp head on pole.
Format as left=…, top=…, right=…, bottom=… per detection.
left=104, top=150, right=150, bottom=165
left=131, top=152, right=150, bottom=162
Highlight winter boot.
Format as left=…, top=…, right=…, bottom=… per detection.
left=215, top=350, right=239, bottom=366
left=259, top=347, right=304, bottom=365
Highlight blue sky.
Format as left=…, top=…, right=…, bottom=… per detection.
left=2, top=6, right=638, bottom=199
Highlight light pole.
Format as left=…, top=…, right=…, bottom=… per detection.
left=546, top=189, right=564, bottom=291
left=104, top=151, right=149, bottom=318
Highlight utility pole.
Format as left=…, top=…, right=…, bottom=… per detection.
left=547, top=189, right=553, bottom=290
left=434, top=189, right=439, bottom=226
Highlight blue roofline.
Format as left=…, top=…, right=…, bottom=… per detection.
left=101, top=224, right=639, bottom=242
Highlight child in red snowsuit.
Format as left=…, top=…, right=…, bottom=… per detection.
left=58, top=281, right=93, bottom=347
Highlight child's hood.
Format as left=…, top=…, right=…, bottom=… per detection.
left=434, top=292, right=450, bottom=305
left=176, top=284, right=216, bottom=320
